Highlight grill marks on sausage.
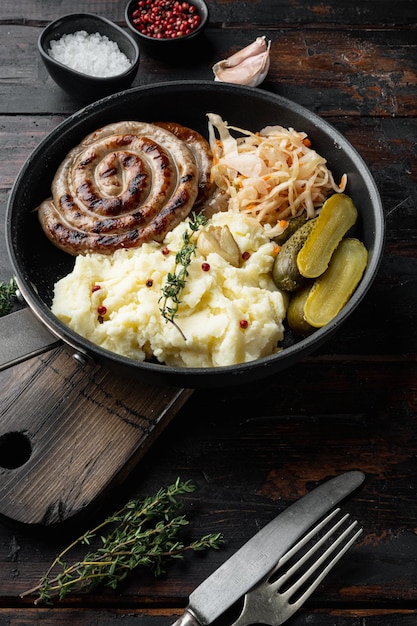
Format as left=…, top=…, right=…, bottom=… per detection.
left=37, top=121, right=211, bottom=255
left=155, top=121, right=214, bottom=205
left=99, top=166, right=118, bottom=178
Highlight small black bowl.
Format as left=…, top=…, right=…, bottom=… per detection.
left=38, top=13, right=140, bottom=102
left=125, top=0, right=208, bottom=57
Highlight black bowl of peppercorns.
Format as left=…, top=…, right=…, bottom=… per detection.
left=125, top=0, right=209, bottom=57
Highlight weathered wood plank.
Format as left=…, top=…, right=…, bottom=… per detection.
left=1, top=0, right=416, bottom=27
left=0, top=24, right=415, bottom=115
left=0, top=608, right=417, bottom=625
left=0, top=360, right=415, bottom=604
left=0, top=347, right=192, bottom=524
left=0, top=0, right=416, bottom=620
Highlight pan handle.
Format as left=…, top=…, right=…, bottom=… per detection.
left=0, top=307, right=61, bottom=371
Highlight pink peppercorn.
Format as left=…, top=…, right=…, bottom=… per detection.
left=201, top=262, right=210, bottom=271
left=97, top=306, right=107, bottom=316
left=92, top=284, right=101, bottom=292
left=130, top=0, right=201, bottom=39
left=240, top=319, right=249, bottom=329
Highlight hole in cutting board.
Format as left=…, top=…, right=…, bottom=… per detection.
left=0, top=432, right=32, bottom=469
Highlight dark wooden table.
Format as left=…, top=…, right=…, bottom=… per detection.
left=0, top=1, right=417, bottom=624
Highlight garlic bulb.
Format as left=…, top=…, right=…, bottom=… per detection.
left=212, top=36, right=271, bottom=88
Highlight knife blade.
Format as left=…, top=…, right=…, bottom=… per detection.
left=171, top=470, right=365, bottom=626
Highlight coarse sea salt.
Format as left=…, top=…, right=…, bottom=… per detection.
left=48, top=30, right=132, bottom=78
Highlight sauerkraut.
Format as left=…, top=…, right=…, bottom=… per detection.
left=207, top=113, right=346, bottom=237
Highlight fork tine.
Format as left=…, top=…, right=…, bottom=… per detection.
left=230, top=509, right=362, bottom=626
left=265, top=508, right=348, bottom=589
left=274, top=512, right=353, bottom=587
left=276, top=508, right=341, bottom=569
left=277, top=514, right=362, bottom=608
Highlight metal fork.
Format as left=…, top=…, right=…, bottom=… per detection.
left=230, top=508, right=362, bottom=626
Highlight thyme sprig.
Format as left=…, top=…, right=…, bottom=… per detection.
left=0, top=277, right=17, bottom=316
left=159, top=212, right=208, bottom=339
left=21, top=478, right=223, bottom=605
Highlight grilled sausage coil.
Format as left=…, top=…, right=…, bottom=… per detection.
left=37, top=121, right=213, bottom=255
left=155, top=121, right=214, bottom=206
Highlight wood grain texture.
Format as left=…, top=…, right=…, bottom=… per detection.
left=0, top=608, right=416, bottom=625
left=0, top=347, right=191, bottom=524
left=0, top=360, right=415, bottom=604
left=0, top=0, right=416, bottom=623
left=1, top=0, right=416, bottom=26
left=0, top=25, right=414, bottom=115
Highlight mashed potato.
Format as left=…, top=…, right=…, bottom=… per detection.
left=52, top=211, right=287, bottom=368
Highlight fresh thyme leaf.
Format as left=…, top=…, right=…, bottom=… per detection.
left=0, top=277, right=17, bottom=316
left=21, top=478, right=223, bottom=605
left=159, top=212, right=208, bottom=338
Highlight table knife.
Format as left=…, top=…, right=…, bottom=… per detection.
left=171, top=470, right=365, bottom=626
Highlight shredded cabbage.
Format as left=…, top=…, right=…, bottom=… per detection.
left=207, top=113, right=347, bottom=237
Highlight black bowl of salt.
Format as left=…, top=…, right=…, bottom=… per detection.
left=38, top=13, right=140, bottom=102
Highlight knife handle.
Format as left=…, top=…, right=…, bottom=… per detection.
left=171, top=609, right=201, bottom=626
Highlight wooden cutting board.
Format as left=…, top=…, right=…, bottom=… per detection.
left=0, top=345, right=192, bottom=525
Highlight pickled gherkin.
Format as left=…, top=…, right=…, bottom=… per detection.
left=287, top=282, right=315, bottom=336
left=273, top=215, right=307, bottom=245
left=272, top=218, right=317, bottom=292
left=303, top=238, right=368, bottom=328
left=297, top=193, right=358, bottom=278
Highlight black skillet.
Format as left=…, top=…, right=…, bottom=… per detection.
left=2, top=81, right=385, bottom=388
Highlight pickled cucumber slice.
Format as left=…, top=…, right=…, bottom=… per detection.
left=304, top=238, right=368, bottom=328
left=272, top=218, right=317, bottom=292
left=297, top=193, right=358, bottom=278
left=287, top=282, right=315, bottom=336
left=274, top=215, right=307, bottom=245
